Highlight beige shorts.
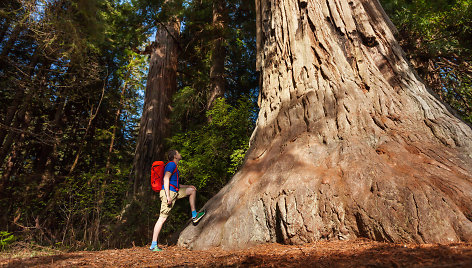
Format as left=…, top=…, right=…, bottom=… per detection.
left=159, top=188, right=187, bottom=217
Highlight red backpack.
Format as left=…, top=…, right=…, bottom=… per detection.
left=151, top=161, right=179, bottom=192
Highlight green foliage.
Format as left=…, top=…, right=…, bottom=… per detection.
left=169, top=97, right=255, bottom=195
left=0, top=231, right=16, bottom=250
left=2, top=0, right=471, bottom=252
left=54, top=169, right=129, bottom=246
left=130, top=0, right=258, bottom=245
left=0, top=0, right=149, bottom=250
left=178, top=0, right=257, bottom=108
left=381, top=0, right=472, bottom=124
left=382, top=0, right=472, bottom=47
left=168, top=0, right=258, bottom=206
left=156, top=96, right=256, bottom=243
left=0, top=0, right=257, bottom=250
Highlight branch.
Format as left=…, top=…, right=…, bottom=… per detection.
left=156, top=18, right=184, bottom=53
left=0, top=122, right=56, bottom=146
left=132, top=43, right=155, bottom=55
left=68, top=70, right=108, bottom=174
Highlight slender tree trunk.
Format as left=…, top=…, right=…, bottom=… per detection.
left=133, top=15, right=181, bottom=195
left=0, top=89, right=25, bottom=147
left=69, top=80, right=106, bottom=174
left=1, top=147, right=18, bottom=191
left=178, top=0, right=472, bottom=249
left=207, top=0, right=227, bottom=110
left=68, top=105, right=94, bottom=174
left=38, top=97, right=66, bottom=192
left=0, top=20, right=24, bottom=59
left=0, top=56, right=49, bottom=169
left=0, top=91, right=33, bottom=165
left=0, top=18, right=11, bottom=49
left=1, top=57, right=48, bottom=213
left=0, top=103, right=31, bottom=186
left=93, top=83, right=128, bottom=245
left=0, top=48, right=40, bottom=147
left=106, top=82, right=127, bottom=174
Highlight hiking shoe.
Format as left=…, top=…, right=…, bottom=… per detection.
left=151, top=246, right=162, bottom=252
left=192, top=209, right=206, bottom=225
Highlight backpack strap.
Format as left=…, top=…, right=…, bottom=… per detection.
left=166, top=161, right=180, bottom=191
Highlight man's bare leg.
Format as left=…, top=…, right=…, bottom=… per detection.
left=185, top=186, right=196, bottom=212
left=184, top=186, right=205, bottom=223
left=151, top=215, right=167, bottom=249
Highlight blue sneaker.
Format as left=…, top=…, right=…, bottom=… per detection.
left=192, top=209, right=206, bottom=225
left=150, top=245, right=162, bottom=252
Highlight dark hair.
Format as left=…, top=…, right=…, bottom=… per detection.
left=167, top=149, right=178, bottom=161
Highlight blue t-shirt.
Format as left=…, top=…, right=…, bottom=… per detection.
left=162, top=161, right=179, bottom=192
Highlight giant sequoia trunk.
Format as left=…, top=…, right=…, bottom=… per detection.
left=207, top=0, right=227, bottom=110
left=178, top=0, right=472, bottom=249
left=133, top=18, right=180, bottom=194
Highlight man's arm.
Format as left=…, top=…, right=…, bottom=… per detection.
left=163, top=171, right=172, bottom=205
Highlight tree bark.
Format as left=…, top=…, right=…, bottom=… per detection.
left=0, top=17, right=11, bottom=46
left=0, top=48, right=40, bottom=148
left=0, top=91, right=34, bottom=165
left=178, top=0, right=472, bottom=249
left=0, top=101, right=32, bottom=187
left=106, top=82, right=127, bottom=174
left=132, top=17, right=180, bottom=195
left=93, top=83, right=129, bottom=243
left=0, top=19, right=24, bottom=60
left=37, top=97, right=66, bottom=193
left=69, top=76, right=106, bottom=174
left=207, top=0, right=227, bottom=110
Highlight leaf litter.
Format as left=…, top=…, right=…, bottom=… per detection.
left=2, top=239, right=472, bottom=267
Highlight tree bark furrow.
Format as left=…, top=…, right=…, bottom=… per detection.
left=351, top=1, right=377, bottom=47
left=178, top=0, right=472, bottom=249
left=338, top=0, right=356, bottom=33
left=327, top=0, right=345, bottom=35
left=133, top=14, right=180, bottom=195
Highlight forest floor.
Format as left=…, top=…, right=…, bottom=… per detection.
left=1, top=239, right=472, bottom=267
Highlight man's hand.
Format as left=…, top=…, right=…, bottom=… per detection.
left=167, top=196, right=173, bottom=206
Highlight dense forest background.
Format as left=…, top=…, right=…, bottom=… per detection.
left=0, top=0, right=470, bottom=250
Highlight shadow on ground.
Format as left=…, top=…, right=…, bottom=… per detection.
left=2, top=239, right=472, bottom=267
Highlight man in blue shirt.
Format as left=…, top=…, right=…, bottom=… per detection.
left=149, top=149, right=205, bottom=251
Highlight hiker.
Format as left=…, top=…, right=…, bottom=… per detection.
left=149, top=149, right=205, bottom=252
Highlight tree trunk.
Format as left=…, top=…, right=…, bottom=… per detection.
left=38, top=97, right=66, bottom=194
left=132, top=17, right=180, bottom=195
left=178, top=0, right=472, bottom=249
left=93, top=83, right=129, bottom=244
left=0, top=17, right=11, bottom=49
left=0, top=48, right=40, bottom=148
left=207, top=0, right=226, bottom=110
left=69, top=77, right=106, bottom=174
left=0, top=89, right=25, bottom=148
left=0, top=102, right=32, bottom=187
left=106, top=82, right=127, bottom=174
left=0, top=91, right=33, bottom=165
left=0, top=19, right=24, bottom=59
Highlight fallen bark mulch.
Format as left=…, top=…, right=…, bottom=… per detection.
left=2, top=239, right=472, bottom=267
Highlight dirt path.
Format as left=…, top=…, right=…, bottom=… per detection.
left=2, top=239, right=472, bottom=267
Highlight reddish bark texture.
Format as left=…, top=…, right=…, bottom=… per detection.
left=177, top=0, right=472, bottom=249
left=207, top=0, right=227, bottom=110
left=133, top=18, right=180, bottom=194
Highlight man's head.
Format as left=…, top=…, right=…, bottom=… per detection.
left=167, top=149, right=182, bottom=162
